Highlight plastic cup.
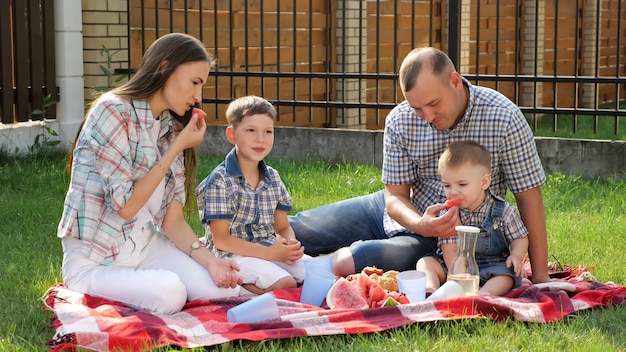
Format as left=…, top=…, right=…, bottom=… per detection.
left=300, top=263, right=336, bottom=306
left=227, top=292, right=279, bottom=323
left=304, top=255, right=333, bottom=273
left=396, top=270, right=427, bottom=303
left=426, top=280, right=465, bottom=301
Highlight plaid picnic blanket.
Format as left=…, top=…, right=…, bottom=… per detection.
left=43, top=265, right=625, bottom=352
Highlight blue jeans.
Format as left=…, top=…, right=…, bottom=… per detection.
left=288, top=190, right=438, bottom=272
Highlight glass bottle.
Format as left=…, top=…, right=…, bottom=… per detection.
left=447, top=225, right=480, bottom=296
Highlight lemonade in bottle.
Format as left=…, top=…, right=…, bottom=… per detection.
left=447, top=225, right=480, bottom=296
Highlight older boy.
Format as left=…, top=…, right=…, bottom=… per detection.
left=196, top=96, right=307, bottom=295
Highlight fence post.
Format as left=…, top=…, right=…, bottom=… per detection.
left=447, top=0, right=461, bottom=69
left=521, top=0, right=545, bottom=124
left=0, top=1, right=13, bottom=124
left=581, top=1, right=599, bottom=108
left=55, top=0, right=85, bottom=149
left=335, top=0, right=368, bottom=129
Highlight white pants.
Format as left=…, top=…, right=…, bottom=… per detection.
left=61, top=223, right=239, bottom=315
left=233, top=254, right=310, bottom=290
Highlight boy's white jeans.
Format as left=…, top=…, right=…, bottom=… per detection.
left=61, top=222, right=239, bottom=315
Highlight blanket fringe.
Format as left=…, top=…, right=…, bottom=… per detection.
left=40, top=284, right=60, bottom=311
left=45, top=327, right=76, bottom=351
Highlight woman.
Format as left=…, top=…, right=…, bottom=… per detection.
left=58, top=33, right=242, bottom=314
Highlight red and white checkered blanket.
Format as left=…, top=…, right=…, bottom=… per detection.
left=43, top=266, right=625, bottom=351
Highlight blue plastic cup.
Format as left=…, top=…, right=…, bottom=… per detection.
left=396, top=270, right=427, bottom=303
left=300, top=257, right=336, bottom=306
left=227, top=292, right=279, bottom=323
left=304, top=255, right=333, bottom=273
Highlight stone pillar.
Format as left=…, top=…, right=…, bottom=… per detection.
left=580, top=1, right=599, bottom=107
left=457, top=0, right=471, bottom=74
left=335, top=0, right=368, bottom=129
left=55, top=0, right=85, bottom=150
left=521, top=0, right=545, bottom=118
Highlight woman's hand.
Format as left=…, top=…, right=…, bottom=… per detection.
left=161, top=199, right=241, bottom=289
left=206, top=257, right=243, bottom=288
left=173, top=113, right=207, bottom=151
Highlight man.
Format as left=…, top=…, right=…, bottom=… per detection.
left=289, top=47, right=551, bottom=284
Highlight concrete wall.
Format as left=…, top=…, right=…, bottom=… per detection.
left=202, top=125, right=626, bottom=179
left=535, top=137, right=626, bottom=177
left=202, top=125, right=384, bottom=168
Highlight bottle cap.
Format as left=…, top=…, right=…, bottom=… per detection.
left=455, top=225, right=480, bottom=233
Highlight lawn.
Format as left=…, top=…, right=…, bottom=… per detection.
left=530, top=105, right=626, bottom=141
left=0, top=150, right=625, bottom=351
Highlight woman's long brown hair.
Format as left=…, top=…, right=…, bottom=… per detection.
left=67, top=33, right=214, bottom=214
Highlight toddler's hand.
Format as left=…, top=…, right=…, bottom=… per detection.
left=506, top=253, right=525, bottom=277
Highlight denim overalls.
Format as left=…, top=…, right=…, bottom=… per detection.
left=435, top=197, right=522, bottom=288
left=475, top=198, right=509, bottom=264
left=474, top=198, right=521, bottom=287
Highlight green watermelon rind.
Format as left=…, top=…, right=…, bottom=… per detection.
left=382, top=296, right=400, bottom=306
left=325, top=277, right=369, bottom=309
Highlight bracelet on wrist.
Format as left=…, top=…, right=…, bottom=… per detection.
left=154, top=160, right=167, bottom=173
left=187, top=241, right=202, bottom=257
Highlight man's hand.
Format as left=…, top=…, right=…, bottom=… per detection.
left=418, top=203, right=460, bottom=238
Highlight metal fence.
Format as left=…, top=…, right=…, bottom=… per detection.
left=119, top=0, right=625, bottom=134
left=0, top=0, right=58, bottom=124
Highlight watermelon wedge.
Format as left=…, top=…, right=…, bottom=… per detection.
left=192, top=107, right=207, bottom=120
left=325, top=277, right=369, bottom=309
left=444, top=198, right=462, bottom=208
left=326, top=272, right=410, bottom=309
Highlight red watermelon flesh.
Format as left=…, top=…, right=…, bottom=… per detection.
left=325, top=277, right=369, bottom=309
left=192, top=107, right=207, bottom=120
left=327, top=272, right=410, bottom=309
left=347, top=273, right=387, bottom=308
left=444, top=198, right=462, bottom=208
left=386, top=290, right=410, bottom=305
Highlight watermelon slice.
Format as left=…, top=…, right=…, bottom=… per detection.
left=325, top=277, right=369, bottom=309
left=382, top=296, right=400, bottom=306
left=327, top=272, right=411, bottom=309
left=192, top=107, right=207, bottom=120
left=444, top=198, right=462, bottom=208
left=385, top=290, right=410, bottom=305
left=347, top=273, right=387, bottom=307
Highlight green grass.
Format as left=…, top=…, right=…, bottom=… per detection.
left=531, top=103, right=626, bottom=141
left=1, top=151, right=625, bottom=351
